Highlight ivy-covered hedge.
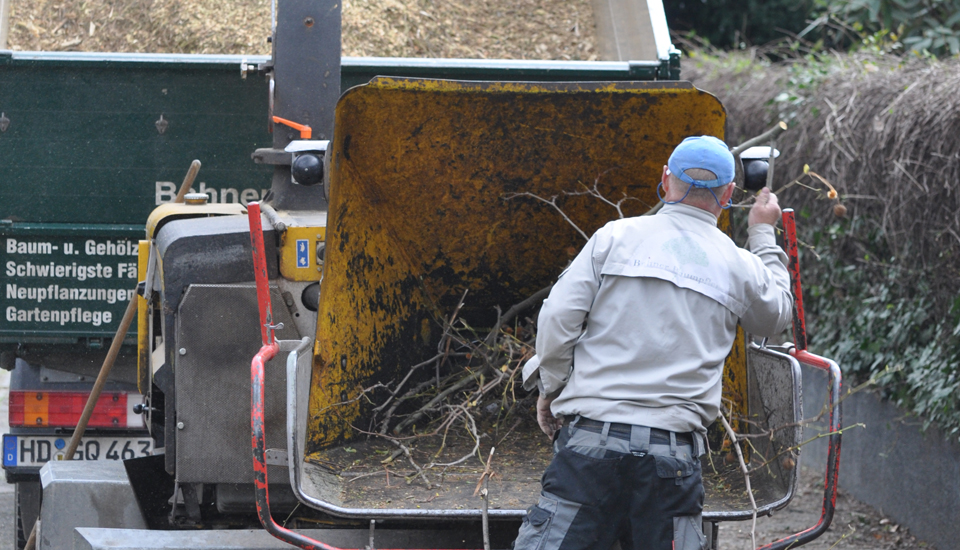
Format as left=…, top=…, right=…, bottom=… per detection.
left=805, top=218, right=960, bottom=434
left=685, top=50, right=960, bottom=437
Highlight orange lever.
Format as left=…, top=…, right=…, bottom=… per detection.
left=272, top=116, right=312, bottom=139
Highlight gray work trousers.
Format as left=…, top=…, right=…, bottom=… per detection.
left=513, top=419, right=707, bottom=550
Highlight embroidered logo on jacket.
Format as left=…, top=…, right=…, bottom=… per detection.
left=662, top=236, right=709, bottom=267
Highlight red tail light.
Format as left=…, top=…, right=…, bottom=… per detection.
left=9, top=391, right=144, bottom=429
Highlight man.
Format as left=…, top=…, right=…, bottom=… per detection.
left=516, top=136, right=792, bottom=550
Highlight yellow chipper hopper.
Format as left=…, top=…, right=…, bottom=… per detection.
left=248, top=77, right=841, bottom=550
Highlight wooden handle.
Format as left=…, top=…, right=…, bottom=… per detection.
left=174, top=159, right=202, bottom=203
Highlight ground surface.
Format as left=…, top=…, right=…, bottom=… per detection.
left=719, top=466, right=935, bottom=550
left=304, top=413, right=553, bottom=511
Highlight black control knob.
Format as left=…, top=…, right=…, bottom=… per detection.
left=292, top=153, right=323, bottom=186
left=743, top=159, right=770, bottom=191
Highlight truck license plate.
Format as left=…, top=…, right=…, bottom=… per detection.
left=2, top=434, right=153, bottom=467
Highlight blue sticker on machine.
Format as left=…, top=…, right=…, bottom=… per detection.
left=3, top=435, right=17, bottom=467
left=297, top=239, right=309, bottom=268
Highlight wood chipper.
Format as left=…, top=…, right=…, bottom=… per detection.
left=240, top=78, right=844, bottom=550
left=27, top=1, right=842, bottom=549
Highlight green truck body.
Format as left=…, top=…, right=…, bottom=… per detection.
left=0, top=51, right=671, bottom=345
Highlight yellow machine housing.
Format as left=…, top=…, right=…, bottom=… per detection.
left=306, top=78, right=745, bottom=450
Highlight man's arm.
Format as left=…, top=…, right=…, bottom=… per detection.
left=740, top=188, right=793, bottom=336
left=520, top=355, right=565, bottom=438
left=521, top=235, right=603, bottom=440
left=536, top=393, right=563, bottom=439
left=534, top=234, right=603, bottom=394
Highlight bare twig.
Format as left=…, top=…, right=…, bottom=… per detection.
left=382, top=437, right=433, bottom=489
left=718, top=410, right=758, bottom=549
left=483, top=285, right=551, bottom=348
left=438, top=289, right=471, bottom=385
left=765, top=137, right=777, bottom=189
left=426, top=406, right=482, bottom=468
left=730, top=121, right=788, bottom=157
left=392, top=371, right=481, bottom=435
left=313, top=383, right=391, bottom=416
left=475, top=447, right=496, bottom=550
left=373, top=352, right=447, bottom=413
left=502, top=191, right=590, bottom=240
left=560, top=172, right=639, bottom=218
left=379, top=376, right=440, bottom=435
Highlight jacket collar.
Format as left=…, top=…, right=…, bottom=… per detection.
left=658, top=203, right=719, bottom=226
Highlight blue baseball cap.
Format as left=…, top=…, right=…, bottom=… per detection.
left=667, top=136, right=735, bottom=189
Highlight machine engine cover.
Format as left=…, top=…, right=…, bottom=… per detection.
left=174, top=284, right=300, bottom=484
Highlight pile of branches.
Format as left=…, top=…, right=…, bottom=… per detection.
left=372, top=290, right=544, bottom=439
left=689, top=50, right=960, bottom=296
left=336, top=288, right=547, bottom=484
left=685, top=48, right=960, bottom=435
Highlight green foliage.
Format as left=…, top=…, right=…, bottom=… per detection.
left=688, top=47, right=960, bottom=438
left=770, top=52, right=843, bottom=121
left=813, top=0, right=960, bottom=57
left=802, top=218, right=960, bottom=437
left=664, top=0, right=817, bottom=49
left=666, top=0, right=960, bottom=58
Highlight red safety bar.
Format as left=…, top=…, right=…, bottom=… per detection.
left=247, top=202, right=479, bottom=550
left=782, top=209, right=808, bottom=351
left=249, top=201, right=342, bottom=550
left=758, top=209, right=843, bottom=550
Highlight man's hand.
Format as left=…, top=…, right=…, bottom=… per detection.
left=536, top=394, right=563, bottom=439
left=748, top=187, right=782, bottom=227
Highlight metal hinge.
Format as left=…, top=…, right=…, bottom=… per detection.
left=265, top=448, right=289, bottom=467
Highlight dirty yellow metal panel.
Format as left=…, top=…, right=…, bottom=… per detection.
left=137, top=241, right=150, bottom=395
left=308, top=78, right=746, bottom=450
left=723, top=326, right=748, bottom=434
left=279, top=226, right=326, bottom=281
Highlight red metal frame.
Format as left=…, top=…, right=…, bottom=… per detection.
left=782, top=209, right=808, bottom=351
left=249, top=201, right=275, bottom=346
left=758, top=210, right=843, bottom=550
left=247, top=202, right=478, bottom=550
left=249, top=201, right=343, bottom=550
left=247, top=204, right=842, bottom=550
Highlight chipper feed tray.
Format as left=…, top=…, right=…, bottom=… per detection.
left=279, top=78, right=803, bottom=521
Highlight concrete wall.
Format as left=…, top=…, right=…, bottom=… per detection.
left=800, top=365, right=959, bottom=550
